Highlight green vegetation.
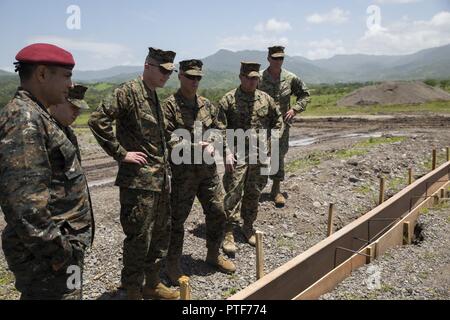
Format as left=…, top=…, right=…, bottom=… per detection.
left=334, top=148, right=368, bottom=159
left=276, top=237, right=296, bottom=251
left=222, top=287, right=238, bottom=299
left=287, top=136, right=407, bottom=174
left=356, top=136, right=405, bottom=148
left=286, top=152, right=324, bottom=172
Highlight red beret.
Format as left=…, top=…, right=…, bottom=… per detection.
left=15, top=43, right=75, bottom=68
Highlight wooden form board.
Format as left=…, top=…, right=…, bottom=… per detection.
left=229, top=162, right=450, bottom=300
left=294, top=180, right=449, bottom=300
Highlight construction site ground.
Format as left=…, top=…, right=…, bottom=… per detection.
left=1, top=114, right=449, bottom=300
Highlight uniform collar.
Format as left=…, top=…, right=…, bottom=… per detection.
left=138, top=76, right=157, bottom=103
left=175, top=89, right=204, bottom=110
left=16, top=87, right=57, bottom=119
left=237, top=86, right=258, bottom=102
left=263, top=68, right=287, bottom=83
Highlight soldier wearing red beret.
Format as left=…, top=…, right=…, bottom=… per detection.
left=0, top=43, right=94, bottom=300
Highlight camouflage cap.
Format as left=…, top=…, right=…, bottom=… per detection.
left=67, top=84, right=89, bottom=110
left=146, top=47, right=176, bottom=71
left=268, top=46, right=285, bottom=58
left=179, top=59, right=204, bottom=76
left=240, top=62, right=261, bottom=78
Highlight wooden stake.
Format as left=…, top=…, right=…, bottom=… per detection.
left=440, top=188, right=445, bottom=199
left=256, top=231, right=264, bottom=280
left=432, top=149, right=437, bottom=170
left=408, top=168, right=413, bottom=185
left=179, top=276, right=191, bottom=300
left=447, top=147, right=449, bottom=162
left=379, top=177, right=385, bottom=205
left=327, top=204, right=335, bottom=237
left=365, top=246, right=373, bottom=264
left=402, top=221, right=411, bottom=245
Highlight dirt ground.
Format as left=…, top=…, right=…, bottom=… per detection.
left=1, top=114, right=449, bottom=300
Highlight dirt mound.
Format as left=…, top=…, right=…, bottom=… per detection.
left=337, top=81, right=450, bottom=107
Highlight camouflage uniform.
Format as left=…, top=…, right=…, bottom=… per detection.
left=163, top=89, right=228, bottom=259
left=88, top=76, right=172, bottom=289
left=0, top=89, right=94, bottom=300
left=259, top=68, right=310, bottom=181
left=220, top=84, right=283, bottom=227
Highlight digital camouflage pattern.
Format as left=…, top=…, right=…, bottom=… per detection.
left=119, top=188, right=170, bottom=288
left=88, top=77, right=171, bottom=192
left=163, top=91, right=227, bottom=259
left=259, top=68, right=311, bottom=181
left=219, top=88, right=283, bottom=225
left=0, top=89, right=93, bottom=299
left=88, top=76, right=172, bottom=289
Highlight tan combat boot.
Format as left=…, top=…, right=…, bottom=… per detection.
left=142, top=283, right=180, bottom=300
left=206, top=249, right=236, bottom=274
left=242, top=224, right=256, bottom=246
left=165, top=258, right=184, bottom=286
left=271, top=180, right=286, bottom=207
left=222, top=224, right=237, bottom=255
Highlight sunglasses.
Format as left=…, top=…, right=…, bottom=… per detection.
left=183, top=73, right=202, bottom=81
left=271, top=56, right=284, bottom=61
left=147, top=63, right=174, bottom=75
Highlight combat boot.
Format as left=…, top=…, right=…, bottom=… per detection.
left=126, top=286, right=142, bottom=300
left=165, top=257, right=184, bottom=286
left=274, top=193, right=286, bottom=207
left=242, top=224, right=256, bottom=246
left=142, top=283, right=180, bottom=300
left=222, top=224, right=237, bottom=255
left=271, top=180, right=285, bottom=207
left=206, top=249, right=236, bottom=274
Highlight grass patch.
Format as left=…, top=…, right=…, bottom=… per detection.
left=354, top=184, right=372, bottom=195
left=0, top=269, right=14, bottom=286
left=356, top=136, right=405, bottom=148
left=334, top=148, right=368, bottom=159
left=286, top=152, right=324, bottom=172
left=303, top=100, right=450, bottom=117
left=276, top=237, right=296, bottom=251
left=387, top=176, right=406, bottom=193
left=222, top=287, right=238, bottom=299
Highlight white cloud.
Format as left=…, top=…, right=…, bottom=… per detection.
left=306, top=39, right=347, bottom=60
left=218, top=18, right=291, bottom=51
left=306, top=8, right=350, bottom=24
left=356, top=11, right=450, bottom=55
left=26, top=36, right=138, bottom=69
left=255, top=18, right=292, bottom=33
left=218, top=35, right=289, bottom=51
left=28, top=36, right=133, bottom=60
left=375, top=0, right=422, bottom=4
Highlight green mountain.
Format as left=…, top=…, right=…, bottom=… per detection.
left=3, top=43, right=450, bottom=87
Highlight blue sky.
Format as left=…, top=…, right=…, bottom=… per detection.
left=1, top=0, right=449, bottom=70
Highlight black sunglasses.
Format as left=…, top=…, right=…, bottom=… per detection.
left=271, top=56, right=284, bottom=61
left=183, top=73, right=202, bottom=81
left=147, top=63, right=174, bottom=75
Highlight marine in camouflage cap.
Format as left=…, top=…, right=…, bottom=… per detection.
left=240, top=62, right=261, bottom=78
left=259, top=45, right=310, bottom=207
left=179, top=59, right=204, bottom=76
left=268, top=46, right=285, bottom=58
left=88, top=46, right=180, bottom=300
left=67, top=84, right=90, bottom=110
left=146, top=47, right=176, bottom=71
